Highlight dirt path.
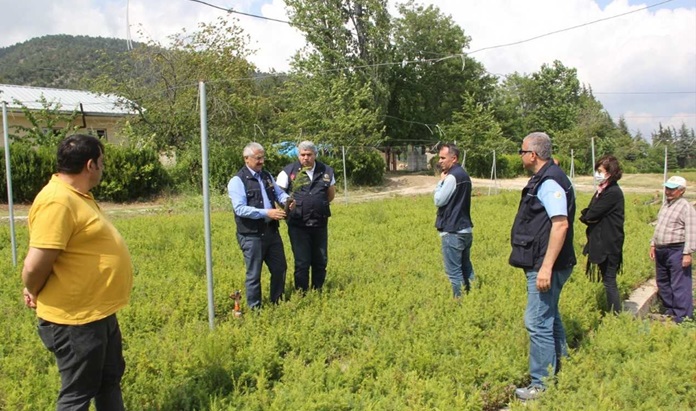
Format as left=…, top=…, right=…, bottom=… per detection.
left=342, top=173, right=667, bottom=204
left=0, top=173, right=678, bottom=220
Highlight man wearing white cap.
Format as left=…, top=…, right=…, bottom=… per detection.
left=650, top=175, right=696, bottom=323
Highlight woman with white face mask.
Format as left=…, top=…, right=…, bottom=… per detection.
left=579, top=155, right=625, bottom=314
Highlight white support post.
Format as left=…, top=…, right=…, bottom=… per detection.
left=199, top=82, right=215, bottom=330
left=342, top=146, right=348, bottom=204
left=663, top=146, right=668, bottom=204
left=2, top=101, right=17, bottom=266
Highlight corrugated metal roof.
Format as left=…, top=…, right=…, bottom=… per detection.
left=0, top=84, right=135, bottom=116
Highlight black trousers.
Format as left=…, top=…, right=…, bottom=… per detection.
left=37, top=314, right=125, bottom=411
left=598, top=254, right=622, bottom=314
left=288, top=224, right=328, bottom=292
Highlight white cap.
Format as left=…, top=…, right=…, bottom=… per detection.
left=664, top=176, right=687, bottom=189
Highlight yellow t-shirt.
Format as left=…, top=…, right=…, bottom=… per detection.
left=28, top=175, right=133, bottom=325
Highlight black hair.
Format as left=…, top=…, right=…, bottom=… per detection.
left=56, top=134, right=104, bottom=174
left=595, top=155, right=622, bottom=184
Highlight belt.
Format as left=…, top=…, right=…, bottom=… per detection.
left=655, top=242, right=684, bottom=249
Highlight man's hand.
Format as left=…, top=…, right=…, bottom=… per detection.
left=267, top=208, right=287, bottom=220
left=649, top=245, right=656, bottom=261
left=682, top=254, right=692, bottom=268
left=287, top=199, right=296, bottom=212
left=536, top=267, right=552, bottom=292
left=440, top=171, right=448, bottom=181
left=22, top=287, right=37, bottom=309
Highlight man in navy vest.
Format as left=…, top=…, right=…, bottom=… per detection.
left=228, top=142, right=292, bottom=309
left=509, top=132, right=576, bottom=401
left=434, top=144, right=474, bottom=298
left=277, top=141, right=336, bottom=292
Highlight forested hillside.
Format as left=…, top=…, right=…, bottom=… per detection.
left=0, top=34, right=135, bottom=89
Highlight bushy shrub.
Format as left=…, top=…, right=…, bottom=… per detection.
left=92, top=145, right=172, bottom=202
left=1, top=143, right=170, bottom=204
left=0, top=144, right=55, bottom=203
left=322, top=148, right=385, bottom=186
left=496, top=154, right=523, bottom=178
left=555, top=154, right=587, bottom=176
left=170, top=142, right=295, bottom=195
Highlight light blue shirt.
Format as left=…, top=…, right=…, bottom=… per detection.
left=228, top=166, right=290, bottom=220
left=434, top=174, right=472, bottom=236
left=537, top=179, right=568, bottom=218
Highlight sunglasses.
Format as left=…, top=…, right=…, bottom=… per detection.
left=518, top=149, right=534, bottom=155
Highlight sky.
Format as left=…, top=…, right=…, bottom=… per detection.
left=0, top=0, right=694, bottom=140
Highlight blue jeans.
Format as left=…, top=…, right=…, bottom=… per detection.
left=37, top=314, right=125, bottom=411
left=524, top=267, right=573, bottom=387
left=288, top=224, right=328, bottom=292
left=441, top=232, right=474, bottom=297
left=236, top=226, right=287, bottom=309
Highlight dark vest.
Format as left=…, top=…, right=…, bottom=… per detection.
left=435, top=163, right=473, bottom=233
left=283, top=161, right=334, bottom=228
left=234, top=167, right=279, bottom=235
left=509, top=160, right=576, bottom=271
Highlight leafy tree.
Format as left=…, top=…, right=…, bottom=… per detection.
left=386, top=1, right=495, bottom=145
left=673, top=123, right=696, bottom=168
left=523, top=60, right=581, bottom=136
left=90, top=17, right=261, bottom=151
left=442, top=93, right=514, bottom=176
left=282, top=0, right=392, bottom=146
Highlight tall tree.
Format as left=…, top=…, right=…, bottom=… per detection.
left=675, top=122, right=696, bottom=168
left=282, top=0, right=392, bottom=146
left=90, top=17, right=260, bottom=151
left=386, top=1, right=495, bottom=146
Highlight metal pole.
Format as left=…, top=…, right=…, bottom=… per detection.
left=342, top=146, right=348, bottom=204
left=199, top=82, right=215, bottom=330
left=462, top=150, right=467, bottom=170
left=591, top=137, right=596, bottom=191
left=2, top=101, right=17, bottom=266
left=488, top=150, right=497, bottom=196
left=663, top=146, right=668, bottom=204
left=570, top=149, right=575, bottom=185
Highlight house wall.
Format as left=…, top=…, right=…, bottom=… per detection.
left=1, top=111, right=129, bottom=144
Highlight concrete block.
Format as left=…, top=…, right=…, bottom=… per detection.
left=623, top=278, right=658, bottom=317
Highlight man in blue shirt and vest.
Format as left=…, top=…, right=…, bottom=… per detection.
left=509, top=132, right=576, bottom=401
left=277, top=141, right=336, bottom=292
left=434, top=143, right=474, bottom=298
left=228, top=142, right=292, bottom=309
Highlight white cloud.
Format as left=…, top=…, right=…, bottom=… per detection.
left=0, top=0, right=693, bottom=138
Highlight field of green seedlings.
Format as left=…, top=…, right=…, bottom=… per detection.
left=1, top=190, right=694, bottom=410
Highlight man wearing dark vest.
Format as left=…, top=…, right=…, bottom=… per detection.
left=434, top=144, right=474, bottom=298
left=228, top=142, right=292, bottom=309
left=277, top=141, right=336, bottom=292
left=509, top=132, right=576, bottom=401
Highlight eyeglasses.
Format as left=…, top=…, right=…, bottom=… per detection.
left=518, top=149, right=533, bottom=155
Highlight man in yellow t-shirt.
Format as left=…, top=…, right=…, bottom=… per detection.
left=21, top=134, right=133, bottom=411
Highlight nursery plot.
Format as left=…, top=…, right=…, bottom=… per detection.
left=0, top=191, right=693, bottom=410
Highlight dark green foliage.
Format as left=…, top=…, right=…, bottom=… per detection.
left=0, top=143, right=169, bottom=204
left=92, top=145, right=171, bottom=202
left=322, top=148, right=386, bottom=186
left=0, top=145, right=55, bottom=203
left=496, top=154, right=523, bottom=179
left=0, top=34, right=136, bottom=89
left=169, top=142, right=294, bottom=195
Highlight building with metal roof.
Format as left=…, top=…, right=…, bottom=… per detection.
left=0, top=84, right=136, bottom=143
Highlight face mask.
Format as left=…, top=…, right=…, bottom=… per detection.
left=594, top=171, right=607, bottom=183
